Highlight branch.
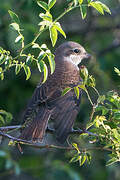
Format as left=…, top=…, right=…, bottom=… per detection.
left=0, top=130, right=113, bottom=153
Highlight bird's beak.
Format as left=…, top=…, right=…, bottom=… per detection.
left=83, top=52, right=91, bottom=59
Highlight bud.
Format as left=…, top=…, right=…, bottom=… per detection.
left=79, top=65, right=88, bottom=83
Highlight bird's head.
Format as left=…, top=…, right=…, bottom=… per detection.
left=55, top=41, right=91, bottom=66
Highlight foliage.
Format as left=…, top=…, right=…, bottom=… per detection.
left=0, top=0, right=119, bottom=179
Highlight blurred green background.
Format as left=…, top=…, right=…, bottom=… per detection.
left=0, top=0, right=120, bottom=179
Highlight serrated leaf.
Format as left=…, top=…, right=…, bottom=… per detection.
left=80, top=5, right=87, bottom=19
left=8, top=10, right=20, bottom=24
left=47, top=54, right=55, bottom=74
left=49, top=25, right=58, bottom=46
left=74, top=86, right=80, bottom=99
left=89, top=2, right=104, bottom=14
left=37, top=1, right=49, bottom=11
left=15, top=35, right=23, bottom=43
left=23, top=65, right=31, bottom=80
left=48, top=0, right=56, bottom=9
left=10, top=23, right=20, bottom=31
left=62, top=87, right=72, bottom=96
left=15, top=64, right=21, bottom=75
left=79, top=0, right=83, bottom=5
left=55, top=22, right=66, bottom=38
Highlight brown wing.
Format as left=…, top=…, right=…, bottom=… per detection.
left=51, top=89, right=82, bottom=143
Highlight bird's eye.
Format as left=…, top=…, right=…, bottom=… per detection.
left=73, top=49, right=80, bottom=54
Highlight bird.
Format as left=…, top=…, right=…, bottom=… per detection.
left=20, top=41, right=91, bottom=143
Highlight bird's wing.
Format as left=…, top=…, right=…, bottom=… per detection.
left=51, top=89, right=82, bottom=143
left=20, top=83, right=58, bottom=142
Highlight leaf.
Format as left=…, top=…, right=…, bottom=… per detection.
left=55, top=22, right=66, bottom=38
left=37, top=60, right=44, bottom=72
left=26, top=54, right=33, bottom=65
left=80, top=5, right=87, bottom=19
left=37, top=1, right=49, bottom=11
left=106, top=157, right=119, bottom=166
left=15, top=35, right=23, bottom=43
left=89, top=1, right=104, bottom=14
left=79, top=155, right=86, bottom=166
left=0, top=115, right=5, bottom=125
left=72, top=143, right=80, bottom=153
left=42, top=61, right=48, bottom=83
left=79, top=0, right=83, bottom=5
left=8, top=10, right=20, bottom=24
left=97, top=95, right=105, bottom=103
left=49, top=25, right=58, bottom=46
left=10, top=23, right=20, bottom=31
left=15, top=64, right=21, bottom=75
left=41, top=44, right=48, bottom=49
left=62, top=87, right=72, bottom=96
left=39, top=13, right=52, bottom=21
left=86, top=153, right=91, bottom=164
left=0, top=54, right=5, bottom=65
left=32, top=43, right=40, bottom=49
left=23, top=65, right=31, bottom=80
left=96, top=1, right=111, bottom=14
left=38, top=51, right=46, bottom=62
left=47, top=54, right=55, bottom=74
left=114, top=67, right=120, bottom=76
left=74, top=86, right=80, bottom=99
left=70, top=154, right=81, bottom=163
left=48, top=0, right=56, bottom=9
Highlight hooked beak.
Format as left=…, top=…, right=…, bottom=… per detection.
left=83, top=52, right=91, bottom=59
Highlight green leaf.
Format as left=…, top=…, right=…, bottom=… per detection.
left=32, top=43, right=40, bottom=49
left=42, top=61, right=48, bottom=83
left=47, top=54, right=55, bottom=74
left=37, top=60, right=44, bottom=72
left=72, top=143, right=80, bottom=153
left=15, top=64, right=21, bottom=75
left=37, top=1, right=49, bottom=11
left=106, top=157, right=119, bottom=166
left=39, top=13, right=52, bottom=21
left=48, top=0, right=56, bottom=9
left=8, top=10, right=20, bottom=24
left=0, top=54, right=6, bottom=65
left=89, top=2, right=104, bottom=14
left=86, top=153, right=91, bottom=164
left=80, top=5, right=87, bottom=19
left=114, top=67, right=120, bottom=76
left=10, top=23, right=20, bottom=31
left=38, top=51, right=46, bottom=62
left=70, top=154, right=81, bottom=163
left=79, top=0, right=83, bottom=5
left=74, top=86, right=80, bottom=99
left=23, top=65, right=31, bottom=80
left=62, top=87, right=72, bottom=96
left=41, top=44, right=48, bottom=49
left=55, top=22, right=66, bottom=38
left=15, top=34, right=23, bottom=43
left=79, top=155, right=86, bottom=166
left=49, top=25, right=58, bottom=47
left=0, top=115, right=5, bottom=125
left=97, top=95, right=105, bottom=103
left=96, top=1, right=111, bottom=14
left=26, top=54, right=33, bottom=66
left=0, top=68, right=4, bottom=80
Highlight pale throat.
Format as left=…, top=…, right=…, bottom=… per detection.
left=64, top=54, right=82, bottom=68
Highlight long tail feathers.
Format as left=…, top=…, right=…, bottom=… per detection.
left=20, top=106, right=51, bottom=142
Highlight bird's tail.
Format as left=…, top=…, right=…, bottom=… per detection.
left=19, top=106, right=51, bottom=142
